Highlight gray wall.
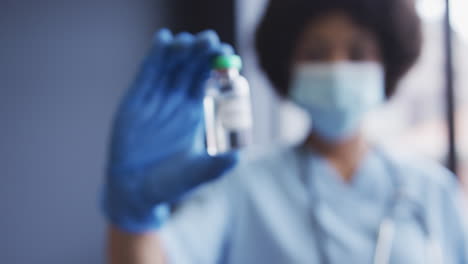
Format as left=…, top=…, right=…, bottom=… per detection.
left=0, top=1, right=162, bottom=263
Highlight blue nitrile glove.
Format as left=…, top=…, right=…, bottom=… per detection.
left=102, top=29, right=239, bottom=233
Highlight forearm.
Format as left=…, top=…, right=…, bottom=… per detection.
left=107, top=226, right=166, bottom=264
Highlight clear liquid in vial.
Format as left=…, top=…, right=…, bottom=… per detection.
left=203, top=56, right=253, bottom=156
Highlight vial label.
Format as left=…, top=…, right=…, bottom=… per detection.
left=218, top=96, right=253, bottom=130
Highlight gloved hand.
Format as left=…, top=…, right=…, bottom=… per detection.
left=102, top=29, right=239, bottom=233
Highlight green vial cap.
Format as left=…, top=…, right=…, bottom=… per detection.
left=213, top=54, right=242, bottom=70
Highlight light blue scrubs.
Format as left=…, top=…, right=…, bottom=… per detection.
left=159, top=146, right=468, bottom=263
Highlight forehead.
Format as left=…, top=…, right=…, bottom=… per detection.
left=298, top=11, right=375, bottom=43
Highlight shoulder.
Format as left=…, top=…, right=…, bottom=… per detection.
left=377, top=145, right=459, bottom=198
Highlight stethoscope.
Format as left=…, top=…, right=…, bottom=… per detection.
left=296, top=146, right=445, bottom=264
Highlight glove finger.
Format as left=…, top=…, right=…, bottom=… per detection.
left=126, top=29, right=173, bottom=106
left=144, top=32, right=195, bottom=102
left=141, top=151, right=239, bottom=204
left=141, top=103, right=202, bottom=148
left=134, top=129, right=196, bottom=166
left=146, top=28, right=175, bottom=72
left=190, top=152, right=239, bottom=183
left=145, top=42, right=234, bottom=148
left=161, top=41, right=233, bottom=112
left=171, top=30, right=223, bottom=95
left=145, top=30, right=222, bottom=120
left=187, top=43, right=235, bottom=100
left=191, top=30, right=222, bottom=59
left=147, top=42, right=234, bottom=131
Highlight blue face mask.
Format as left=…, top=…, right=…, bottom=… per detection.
left=289, top=62, right=385, bottom=142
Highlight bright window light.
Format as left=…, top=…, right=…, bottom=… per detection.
left=451, top=0, right=468, bottom=42
left=417, top=0, right=468, bottom=42
left=416, top=0, right=445, bottom=21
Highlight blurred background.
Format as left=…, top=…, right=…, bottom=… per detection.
left=0, top=0, right=466, bottom=263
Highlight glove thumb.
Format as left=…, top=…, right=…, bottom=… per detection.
left=193, top=152, right=240, bottom=184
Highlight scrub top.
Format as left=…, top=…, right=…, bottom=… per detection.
left=159, top=146, right=468, bottom=263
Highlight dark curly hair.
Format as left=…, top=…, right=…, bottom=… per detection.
left=255, top=0, right=422, bottom=98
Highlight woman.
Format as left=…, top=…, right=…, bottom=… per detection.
left=103, top=0, right=468, bottom=263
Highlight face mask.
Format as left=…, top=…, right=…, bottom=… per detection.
left=289, top=62, right=385, bottom=142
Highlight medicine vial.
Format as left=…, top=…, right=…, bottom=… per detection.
left=203, top=54, right=253, bottom=156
